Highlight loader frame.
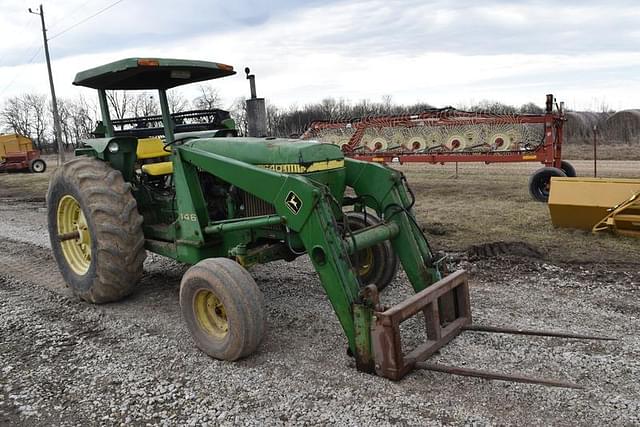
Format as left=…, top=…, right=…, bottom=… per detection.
left=153, top=143, right=446, bottom=367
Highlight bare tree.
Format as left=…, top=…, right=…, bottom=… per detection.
left=1, top=96, right=31, bottom=137
left=25, top=94, right=49, bottom=150
left=57, top=98, right=73, bottom=148
left=58, top=95, right=97, bottom=148
left=1, top=94, right=50, bottom=150
left=167, top=90, right=190, bottom=113
left=381, top=94, right=393, bottom=111
left=469, top=100, right=518, bottom=114
left=229, top=97, right=248, bottom=136
left=106, top=90, right=134, bottom=122
left=193, top=85, right=221, bottom=110
left=519, top=102, right=544, bottom=114
left=133, top=92, right=159, bottom=118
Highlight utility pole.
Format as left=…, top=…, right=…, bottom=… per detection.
left=593, top=125, right=598, bottom=177
left=29, top=4, right=65, bottom=163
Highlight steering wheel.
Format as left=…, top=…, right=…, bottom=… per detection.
left=162, top=136, right=192, bottom=153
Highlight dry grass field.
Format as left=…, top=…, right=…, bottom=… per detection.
left=399, top=159, right=639, bottom=264
left=563, top=142, right=640, bottom=160
left=2, top=154, right=638, bottom=265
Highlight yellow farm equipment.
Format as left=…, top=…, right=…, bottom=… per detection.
left=548, top=177, right=640, bottom=237
left=0, top=134, right=47, bottom=173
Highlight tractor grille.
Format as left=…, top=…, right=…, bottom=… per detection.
left=241, top=191, right=283, bottom=234
left=242, top=191, right=276, bottom=217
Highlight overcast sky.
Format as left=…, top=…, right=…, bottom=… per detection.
left=0, top=0, right=638, bottom=111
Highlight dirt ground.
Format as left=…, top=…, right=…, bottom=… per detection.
left=0, top=157, right=639, bottom=425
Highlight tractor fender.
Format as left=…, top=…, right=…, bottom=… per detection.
left=79, top=136, right=138, bottom=156
left=76, top=136, right=139, bottom=181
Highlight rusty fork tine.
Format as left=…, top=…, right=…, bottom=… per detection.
left=415, top=362, right=584, bottom=390
left=463, top=324, right=617, bottom=341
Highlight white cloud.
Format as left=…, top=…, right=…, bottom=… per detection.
left=0, top=0, right=638, bottom=112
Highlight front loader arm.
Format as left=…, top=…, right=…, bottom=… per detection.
left=176, top=146, right=363, bottom=352
left=345, top=158, right=442, bottom=289
left=176, top=147, right=450, bottom=374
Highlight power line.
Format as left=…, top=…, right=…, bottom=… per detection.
left=48, top=0, right=126, bottom=41
left=0, top=21, right=42, bottom=69
left=0, top=0, right=126, bottom=100
left=46, top=0, right=97, bottom=34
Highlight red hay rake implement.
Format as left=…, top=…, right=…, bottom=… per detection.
left=302, top=94, right=573, bottom=202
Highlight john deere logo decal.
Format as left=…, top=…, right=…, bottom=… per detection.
left=285, top=191, right=302, bottom=215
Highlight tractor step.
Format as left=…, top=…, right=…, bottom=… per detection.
left=367, top=270, right=615, bottom=387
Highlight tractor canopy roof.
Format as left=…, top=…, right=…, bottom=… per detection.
left=73, top=58, right=236, bottom=90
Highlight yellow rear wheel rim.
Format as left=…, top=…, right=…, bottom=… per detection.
left=57, top=195, right=92, bottom=275
left=194, top=290, right=228, bottom=338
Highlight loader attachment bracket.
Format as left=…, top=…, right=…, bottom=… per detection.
left=371, top=270, right=471, bottom=380
left=367, top=269, right=615, bottom=388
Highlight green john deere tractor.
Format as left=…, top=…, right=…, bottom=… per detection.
left=47, top=58, right=472, bottom=379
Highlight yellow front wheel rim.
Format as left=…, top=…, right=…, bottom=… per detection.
left=357, top=247, right=374, bottom=277
left=57, top=195, right=92, bottom=275
left=194, top=290, right=229, bottom=338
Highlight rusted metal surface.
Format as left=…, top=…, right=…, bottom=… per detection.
left=371, top=270, right=471, bottom=380
left=58, top=231, right=81, bottom=242
left=58, top=231, right=80, bottom=242
left=463, top=324, right=616, bottom=341
left=415, top=363, right=583, bottom=389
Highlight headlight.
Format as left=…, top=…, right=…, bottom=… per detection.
left=107, top=141, right=119, bottom=153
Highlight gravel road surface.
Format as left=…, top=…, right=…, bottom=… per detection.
left=0, top=197, right=638, bottom=426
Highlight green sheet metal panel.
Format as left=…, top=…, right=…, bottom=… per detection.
left=185, top=137, right=344, bottom=166
left=73, top=58, right=236, bottom=90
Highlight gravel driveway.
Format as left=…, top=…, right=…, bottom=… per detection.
left=0, top=198, right=638, bottom=425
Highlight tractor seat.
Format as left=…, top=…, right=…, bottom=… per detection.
left=137, top=137, right=170, bottom=160
left=141, top=161, right=173, bottom=176
left=137, top=137, right=173, bottom=176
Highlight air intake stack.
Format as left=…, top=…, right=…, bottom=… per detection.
left=245, top=67, right=267, bottom=137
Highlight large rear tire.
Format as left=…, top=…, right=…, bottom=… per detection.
left=528, top=166, right=567, bottom=202
left=180, top=258, right=265, bottom=361
left=344, top=212, right=399, bottom=292
left=560, top=160, right=576, bottom=178
left=47, top=157, right=146, bottom=303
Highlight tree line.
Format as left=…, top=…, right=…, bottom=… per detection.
left=265, top=97, right=545, bottom=138
left=0, top=85, right=241, bottom=152
left=3, top=89, right=613, bottom=151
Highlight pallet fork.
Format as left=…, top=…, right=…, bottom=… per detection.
left=359, top=271, right=614, bottom=388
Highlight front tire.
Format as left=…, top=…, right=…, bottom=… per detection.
left=180, top=258, right=265, bottom=361
left=344, top=212, right=399, bottom=292
left=47, top=157, right=146, bottom=303
left=528, top=166, right=567, bottom=202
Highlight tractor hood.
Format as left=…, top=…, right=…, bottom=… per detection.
left=184, top=137, right=344, bottom=172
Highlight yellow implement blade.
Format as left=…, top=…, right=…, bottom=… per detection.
left=548, top=177, right=640, bottom=231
